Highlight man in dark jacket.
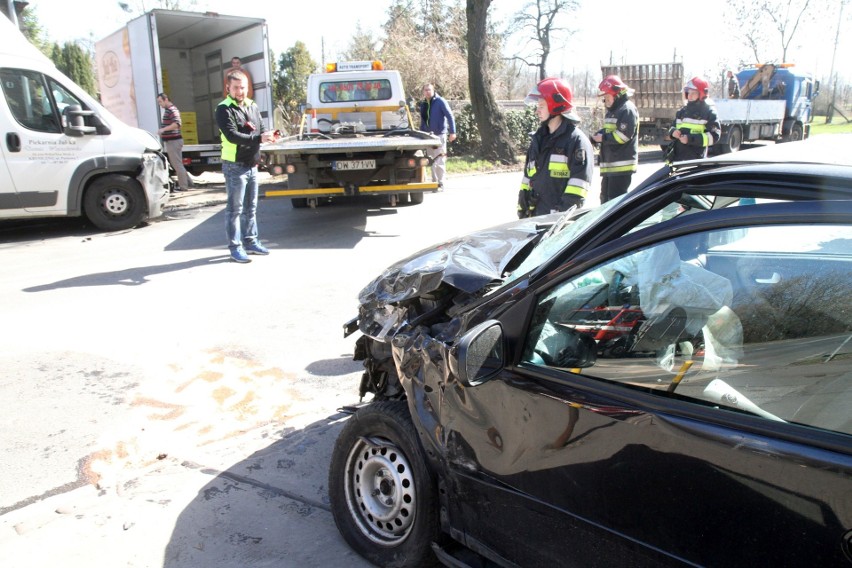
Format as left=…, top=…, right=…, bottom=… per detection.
left=667, top=76, right=721, bottom=163
left=216, top=70, right=277, bottom=263
left=419, top=84, right=456, bottom=189
left=518, top=77, right=594, bottom=218
left=592, top=75, right=639, bottom=203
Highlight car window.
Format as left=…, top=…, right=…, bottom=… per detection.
left=0, top=68, right=62, bottom=133
left=48, top=77, right=81, bottom=115
left=521, top=223, right=852, bottom=436
left=505, top=190, right=798, bottom=288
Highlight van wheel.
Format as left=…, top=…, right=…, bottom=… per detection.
left=408, top=192, right=424, bottom=204
left=291, top=198, right=308, bottom=208
left=329, top=401, right=440, bottom=567
left=84, top=175, right=146, bottom=231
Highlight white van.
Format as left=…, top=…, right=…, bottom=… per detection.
left=0, top=16, right=169, bottom=231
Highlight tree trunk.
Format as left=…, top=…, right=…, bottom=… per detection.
left=466, top=0, right=517, bottom=164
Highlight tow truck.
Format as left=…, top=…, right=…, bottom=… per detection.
left=261, top=61, right=441, bottom=208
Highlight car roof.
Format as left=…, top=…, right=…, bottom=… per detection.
left=686, top=134, right=852, bottom=168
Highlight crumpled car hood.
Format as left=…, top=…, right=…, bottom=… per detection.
left=358, top=213, right=562, bottom=309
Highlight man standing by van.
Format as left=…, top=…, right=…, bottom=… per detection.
left=157, top=93, right=191, bottom=193
left=216, top=70, right=277, bottom=263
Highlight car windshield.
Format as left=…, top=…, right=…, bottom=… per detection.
left=504, top=196, right=625, bottom=286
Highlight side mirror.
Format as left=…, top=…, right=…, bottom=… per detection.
left=450, top=320, right=504, bottom=387
left=62, top=105, right=96, bottom=137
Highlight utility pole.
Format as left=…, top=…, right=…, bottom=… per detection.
left=826, top=0, right=847, bottom=124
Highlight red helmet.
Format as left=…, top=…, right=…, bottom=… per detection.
left=598, top=75, right=633, bottom=97
left=684, top=76, right=710, bottom=100
left=525, top=77, right=579, bottom=120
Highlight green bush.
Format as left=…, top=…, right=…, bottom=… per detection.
left=449, top=104, right=540, bottom=158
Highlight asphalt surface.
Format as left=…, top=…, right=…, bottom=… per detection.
left=0, top=170, right=375, bottom=568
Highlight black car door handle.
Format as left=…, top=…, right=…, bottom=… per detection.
left=6, top=132, right=20, bottom=152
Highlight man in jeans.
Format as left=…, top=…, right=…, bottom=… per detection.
left=216, top=70, right=277, bottom=263
left=419, top=83, right=456, bottom=189
left=156, top=93, right=191, bottom=192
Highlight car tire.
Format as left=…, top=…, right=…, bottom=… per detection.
left=291, top=198, right=308, bottom=208
left=328, top=401, right=440, bottom=567
left=83, top=175, right=146, bottom=231
left=408, top=191, right=424, bottom=205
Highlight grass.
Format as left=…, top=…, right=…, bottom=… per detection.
left=810, top=114, right=852, bottom=135
left=446, top=155, right=522, bottom=174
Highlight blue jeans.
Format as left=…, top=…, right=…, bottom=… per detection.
left=223, top=161, right=259, bottom=250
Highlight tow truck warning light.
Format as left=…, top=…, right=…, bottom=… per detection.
left=326, top=61, right=384, bottom=73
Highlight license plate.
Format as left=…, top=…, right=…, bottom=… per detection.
left=208, top=157, right=221, bottom=164
left=333, top=159, right=375, bottom=171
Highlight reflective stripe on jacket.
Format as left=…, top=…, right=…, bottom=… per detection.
left=667, top=99, right=721, bottom=162
left=519, top=118, right=593, bottom=214
left=596, top=96, right=639, bottom=175
left=216, top=96, right=265, bottom=166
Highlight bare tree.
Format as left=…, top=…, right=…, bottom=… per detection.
left=341, top=25, right=381, bottom=62
left=382, top=0, right=468, bottom=100
left=467, top=0, right=517, bottom=163
left=509, top=0, right=579, bottom=80
left=725, top=0, right=814, bottom=63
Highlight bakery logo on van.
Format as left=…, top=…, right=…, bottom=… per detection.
left=101, top=51, right=121, bottom=89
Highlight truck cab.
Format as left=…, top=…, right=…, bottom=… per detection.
left=735, top=64, right=819, bottom=142
left=0, top=16, right=169, bottom=231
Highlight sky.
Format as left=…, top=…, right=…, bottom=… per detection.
left=26, top=0, right=852, bottom=84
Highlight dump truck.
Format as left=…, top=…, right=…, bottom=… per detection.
left=601, top=62, right=819, bottom=153
left=95, top=9, right=273, bottom=175
left=261, top=61, right=441, bottom=208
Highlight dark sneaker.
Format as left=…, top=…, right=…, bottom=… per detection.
left=244, top=242, right=270, bottom=255
left=230, top=247, right=252, bottom=263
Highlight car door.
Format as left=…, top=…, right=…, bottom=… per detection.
left=0, top=67, right=103, bottom=214
left=441, top=203, right=852, bottom=567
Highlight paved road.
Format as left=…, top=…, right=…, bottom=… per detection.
left=0, top=163, right=663, bottom=567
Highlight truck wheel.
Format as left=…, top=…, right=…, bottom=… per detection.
left=329, top=401, right=440, bottom=567
left=789, top=123, right=804, bottom=142
left=408, top=192, right=424, bottom=205
left=83, top=175, right=146, bottom=231
left=291, top=198, right=308, bottom=208
left=725, top=125, right=742, bottom=153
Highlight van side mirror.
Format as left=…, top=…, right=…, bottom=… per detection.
left=449, top=320, right=505, bottom=387
left=62, top=105, right=97, bottom=137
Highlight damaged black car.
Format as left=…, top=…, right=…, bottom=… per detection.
left=328, top=137, right=852, bottom=568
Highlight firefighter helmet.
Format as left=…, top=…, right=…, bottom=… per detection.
left=684, top=76, right=710, bottom=100
left=525, top=77, right=580, bottom=121
left=598, top=75, right=634, bottom=97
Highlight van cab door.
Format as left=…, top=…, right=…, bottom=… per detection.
left=0, top=67, right=104, bottom=214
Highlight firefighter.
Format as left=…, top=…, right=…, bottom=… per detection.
left=592, top=75, right=639, bottom=203
left=518, top=78, right=594, bottom=218
left=666, top=76, right=721, bottom=163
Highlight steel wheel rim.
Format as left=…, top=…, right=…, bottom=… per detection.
left=102, top=189, right=130, bottom=216
left=343, top=436, right=416, bottom=545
